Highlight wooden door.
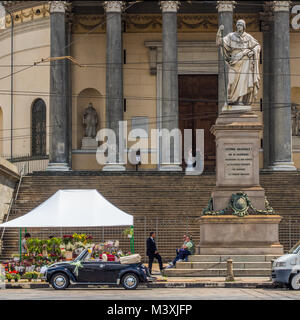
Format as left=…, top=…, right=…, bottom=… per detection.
left=178, top=75, right=218, bottom=171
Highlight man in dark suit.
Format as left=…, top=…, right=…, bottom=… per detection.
left=146, top=232, right=164, bottom=274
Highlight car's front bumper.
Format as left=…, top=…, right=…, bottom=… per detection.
left=272, top=269, right=292, bottom=284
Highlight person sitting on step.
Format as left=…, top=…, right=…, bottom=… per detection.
left=166, top=235, right=194, bottom=268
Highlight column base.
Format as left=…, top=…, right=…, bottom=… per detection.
left=46, top=163, right=70, bottom=171
left=222, top=104, right=252, bottom=112
left=159, top=164, right=182, bottom=172
left=269, top=162, right=297, bottom=171
left=102, top=164, right=126, bottom=171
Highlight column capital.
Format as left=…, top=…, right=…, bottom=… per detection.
left=49, top=1, right=69, bottom=14
left=272, top=1, right=291, bottom=12
left=160, top=1, right=180, bottom=13
left=103, top=1, right=125, bottom=13
left=216, top=1, right=236, bottom=12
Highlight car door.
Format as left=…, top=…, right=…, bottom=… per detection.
left=101, top=262, right=127, bottom=283
left=76, top=261, right=107, bottom=282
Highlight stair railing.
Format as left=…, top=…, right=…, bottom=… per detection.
left=0, top=163, right=26, bottom=246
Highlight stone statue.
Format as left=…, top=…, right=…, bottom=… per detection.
left=216, top=19, right=261, bottom=106
left=83, top=103, right=98, bottom=138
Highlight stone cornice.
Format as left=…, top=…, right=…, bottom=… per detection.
left=3, top=1, right=47, bottom=12
left=216, top=1, right=236, bottom=13
left=160, top=1, right=180, bottom=13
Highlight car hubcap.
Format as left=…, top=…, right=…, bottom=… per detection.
left=292, top=275, right=300, bottom=289
left=54, top=276, right=66, bottom=288
left=125, top=276, right=136, bottom=288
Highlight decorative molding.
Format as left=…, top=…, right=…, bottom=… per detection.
left=5, top=4, right=50, bottom=28
left=72, top=13, right=261, bottom=34
left=216, top=1, right=236, bottom=13
left=72, top=14, right=106, bottom=33
left=160, top=1, right=180, bottom=13
left=272, top=1, right=291, bottom=12
left=103, top=1, right=125, bottom=13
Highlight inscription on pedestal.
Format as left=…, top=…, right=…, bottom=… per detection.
left=224, top=145, right=253, bottom=179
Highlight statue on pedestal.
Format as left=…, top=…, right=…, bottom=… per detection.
left=83, top=103, right=98, bottom=138
left=216, top=19, right=261, bottom=106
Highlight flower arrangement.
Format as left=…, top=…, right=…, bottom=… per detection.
left=123, top=228, right=134, bottom=239
left=6, top=270, right=20, bottom=282
left=22, top=271, right=40, bottom=281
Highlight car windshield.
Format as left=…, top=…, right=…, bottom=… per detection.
left=289, top=240, right=300, bottom=254
left=73, top=249, right=88, bottom=262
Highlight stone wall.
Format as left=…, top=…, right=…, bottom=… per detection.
left=0, top=157, right=19, bottom=224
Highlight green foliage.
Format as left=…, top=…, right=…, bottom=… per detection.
left=123, top=227, right=134, bottom=237
left=22, top=271, right=40, bottom=280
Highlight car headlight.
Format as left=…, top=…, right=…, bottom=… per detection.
left=276, top=262, right=286, bottom=267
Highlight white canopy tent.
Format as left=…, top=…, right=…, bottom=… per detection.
left=0, top=189, right=133, bottom=228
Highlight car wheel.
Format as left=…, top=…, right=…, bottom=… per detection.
left=290, top=273, right=300, bottom=290
left=121, top=273, right=139, bottom=290
left=51, top=272, right=70, bottom=290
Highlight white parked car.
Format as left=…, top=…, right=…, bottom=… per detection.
left=272, top=240, right=300, bottom=290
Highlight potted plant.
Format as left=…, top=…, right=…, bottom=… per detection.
left=123, top=227, right=134, bottom=239
left=23, top=272, right=33, bottom=282
left=6, top=273, right=13, bottom=282
left=32, top=271, right=39, bottom=281
left=13, top=273, right=21, bottom=283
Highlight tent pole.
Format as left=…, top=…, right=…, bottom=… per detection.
left=130, top=225, right=134, bottom=254
left=19, top=228, right=22, bottom=262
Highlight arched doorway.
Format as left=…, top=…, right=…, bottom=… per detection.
left=31, top=98, right=46, bottom=156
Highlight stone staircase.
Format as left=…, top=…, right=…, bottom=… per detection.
left=164, top=255, right=278, bottom=277
left=0, top=172, right=214, bottom=260
left=1, top=171, right=300, bottom=268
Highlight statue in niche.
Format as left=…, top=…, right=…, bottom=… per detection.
left=83, top=102, right=98, bottom=138
left=216, top=19, right=261, bottom=106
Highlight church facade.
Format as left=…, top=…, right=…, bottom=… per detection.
left=0, top=1, right=299, bottom=173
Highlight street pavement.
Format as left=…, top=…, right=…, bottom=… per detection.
left=0, top=287, right=300, bottom=300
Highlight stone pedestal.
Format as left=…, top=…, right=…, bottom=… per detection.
left=198, top=215, right=284, bottom=255
left=200, top=107, right=284, bottom=256
left=211, top=108, right=264, bottom=210
left=81, top=137, right=98, bottom=150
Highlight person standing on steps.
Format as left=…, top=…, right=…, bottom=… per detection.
left=146, top=231, right=164, bottom=275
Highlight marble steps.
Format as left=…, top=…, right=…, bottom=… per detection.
left=163, top=268, right=272, bottom=277
left=163, top=254, right=279, bottom=277
left=188, top=255, right=278, bottom=262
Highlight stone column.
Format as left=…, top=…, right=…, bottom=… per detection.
left=160, top=1, right=181, bottom=171
left=216, top=1, right=235, bottom=114
left=66, top=6, right=73, bottom=169
left=102, top=1, right=125, bottom=171
left=260, top=2, right=273, bottom=169
left=47, top=1, right=70, bottom=171
left=269, top=1, right=296, bottom=170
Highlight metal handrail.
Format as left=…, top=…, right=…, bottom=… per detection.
left=0, top=163, right=26, bottom=244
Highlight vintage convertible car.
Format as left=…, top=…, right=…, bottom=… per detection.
left=44, top=249, right=154, bottom=290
